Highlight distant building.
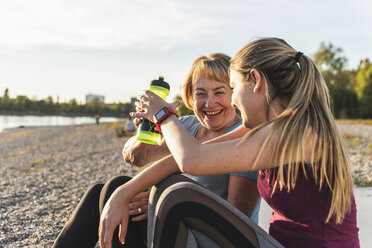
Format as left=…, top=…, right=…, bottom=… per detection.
left=86, top=94, right=105, bottom=104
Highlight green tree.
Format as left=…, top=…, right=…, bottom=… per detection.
left=35, top=100, right=47, bottom=113
left=87, top=98, right=103, bottom=115
left=332, top=87, right=359, bottom=118
left=113, top=102, right=133, bottom=116
left=313, top=42, right=358, bottom=118
left=355, top=59, right=372, bottom=118
left=1, top=88, right=10, bottom=109
left=45, top=96, right=55, bottom=113
left=14, top=95, right=28, bottom=111
left=68, top=99, right=78, bottom=113
left=313, top=42, right=350, bottom=89
left=174, top=95, right=193, bottom=116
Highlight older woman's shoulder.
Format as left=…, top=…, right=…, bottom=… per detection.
left=179, top=115, right=199, bottom=126
left=179, top=115, right=201, bottom=135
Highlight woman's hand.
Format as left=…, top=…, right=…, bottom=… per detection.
left=99, top=187, right=129, bottom=248
left=129, top=191, right=150, bottom=221
left=131, top=90, right=181, bottom=123
left=132, top=117, right=142, bottom=128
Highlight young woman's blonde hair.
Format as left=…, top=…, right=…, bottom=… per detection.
left=182, top=53, right=231, bottom=109
left=230, top=38, right=352, bottom=223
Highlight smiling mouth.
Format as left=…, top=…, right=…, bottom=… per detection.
left=204, top=110, right=223, bottom=116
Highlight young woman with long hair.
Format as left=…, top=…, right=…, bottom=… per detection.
left=99, top=38, right=359, bottom=248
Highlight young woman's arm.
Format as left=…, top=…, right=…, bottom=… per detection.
left=132, top=90, right=280, bottom=174
left=208, top=124, right=251, bottom=142
left=100, top=154, right=179, bottom=248
left=160, top=115, right=272, bottom=174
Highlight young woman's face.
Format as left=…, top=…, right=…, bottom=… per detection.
left=230, top=69, right=265, bottom=128
left=192, top=76, right=236, bottom=131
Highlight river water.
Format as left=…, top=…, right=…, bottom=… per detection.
left=0, top=115, right=122, bottom=131
left=259, top=187, right=372, bottom=248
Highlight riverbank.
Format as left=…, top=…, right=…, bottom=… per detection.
left=0, top=110, right=127, bottom=118
left=0, top=123, right=371, bottom=247
left=0, top=115, right=124, bottom=132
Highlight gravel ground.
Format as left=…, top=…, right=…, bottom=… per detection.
left=0, top=123, right=137, bottom=247
left=0, top=123, right=371, bottom=247
left=337, top=124, right=372, bottom=185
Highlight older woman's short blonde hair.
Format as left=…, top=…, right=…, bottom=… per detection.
left=182, top=53, right=231, bottom=109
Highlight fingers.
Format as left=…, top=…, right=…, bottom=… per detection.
left=134, top=101, right=143, bottom=111
left=99, top=215, right=129, bottom=248
left=136, top=90, right=155, bottom=103
left=118, top=222, right=126, bottom=245
left=171, top=100, right=183, bottom=109
left=136, top=94, right=149, bottom=102
left=99, top=218, right=114, bottom=248
left=135, top=90, right=161, bottom=105
left=129, top=193, right=149, bottom=208
left=128, top=206, right=147, bottom=216
left=128, top=201, right=148, bottom=216
left=132, top=212, right=148, bottom=221
left=128, top=192, right=149, bottom=218
left=131, top=90, right=175, bottom=122
left=143, top=90, right=159, bottom=99
left=131, top=191, right=150, bottom=201
left=133, top=117, right=142, bottom=128
left=130, top=111, right=148, bottom=119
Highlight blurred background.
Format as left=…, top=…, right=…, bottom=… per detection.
left=0, top=0, right=371, bottom=127
left=0, top=1, right=371, bottom=247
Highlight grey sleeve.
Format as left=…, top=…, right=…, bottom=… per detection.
left=230, top=171, right=259, bottom=181
left=178, top=115, right=199, bottom=133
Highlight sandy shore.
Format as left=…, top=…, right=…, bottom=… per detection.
left=0, top=123, right=371, bottom=247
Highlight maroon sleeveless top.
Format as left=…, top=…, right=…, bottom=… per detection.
left=257, top=165, right=359, bottom=248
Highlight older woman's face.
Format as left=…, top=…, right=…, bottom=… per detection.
left=192, top=76, right=236, bottom=131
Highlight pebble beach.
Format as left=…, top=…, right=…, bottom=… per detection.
left=0, top=122, right=371, bottom=247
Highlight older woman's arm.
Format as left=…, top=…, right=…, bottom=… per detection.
left=228, top=176, right=260, bottom=217
left=122, top=136, right=169, bottom=167
left=209, top=126, right=261, bottom=218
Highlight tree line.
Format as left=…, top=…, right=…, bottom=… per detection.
left=0, top=90, right=133, bottom=117
left=0, top=42, right=371, bottom=118
left=313, top=42, right=371, bottom=118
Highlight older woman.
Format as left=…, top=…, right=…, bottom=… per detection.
left=53, top=53, right=261, bottom=248
left=123, top=53, right=261, bottom=217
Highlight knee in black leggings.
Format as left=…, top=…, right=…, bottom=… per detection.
left=99, top=175, right=132, bottom=213
left=52, top=183, right=104, bottom=248
left=74, top=183, right=104, bottom=218
left=85, top=183, right=104, bottom=202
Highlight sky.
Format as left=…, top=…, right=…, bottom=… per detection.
left=0, top=0, right=371, bottom=104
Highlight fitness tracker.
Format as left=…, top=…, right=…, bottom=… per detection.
left=154, top=107, right=178, bottom=132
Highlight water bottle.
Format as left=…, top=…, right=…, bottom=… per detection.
left=137, top=76, right=170, bottom=145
